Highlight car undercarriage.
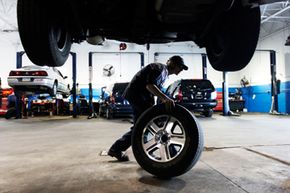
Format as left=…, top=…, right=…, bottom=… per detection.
left=17, top=0, right=278, bottom=70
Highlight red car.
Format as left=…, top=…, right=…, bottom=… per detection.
left=0, top=88, right=14, bottom=116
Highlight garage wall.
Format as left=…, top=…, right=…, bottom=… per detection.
left=0, top=32, right=22, bottom=88
left=2, top=25, right=289, bottom=113
left=0, top=34, right=228, bottom=89
left=1, top=32, right=276, bottom=113
left=65, top=41, right=213, bottom=88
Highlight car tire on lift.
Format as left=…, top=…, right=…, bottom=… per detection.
left=132, top=104, right=204, bottom=178
left=206, top=1, right=260, bottom=71
left=49, top=82, right=57, bottom=97
left=17, top=0, right=72, bottom=67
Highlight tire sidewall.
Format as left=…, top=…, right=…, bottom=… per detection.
left=17, top=0, right=71, bottom=67
left=48, top=23, right=72, bottom=66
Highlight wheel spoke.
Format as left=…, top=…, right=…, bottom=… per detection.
left=144, top=138, right=158, bottom=153
left=147, top=121, right=161, bottom=134
left=162, top=115, right=171, bottom=130
left=159, top=144, right=171, bottom=161
left=165, top=117, right=178, bottom=133
left=170, top=134, right=185, bottom=146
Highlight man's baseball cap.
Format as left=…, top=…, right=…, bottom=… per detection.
left=169, top=55, right=188, bottom=71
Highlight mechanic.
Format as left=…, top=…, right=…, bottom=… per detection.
left=108, top=55, right=188, bottom=161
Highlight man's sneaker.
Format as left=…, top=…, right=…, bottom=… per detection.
left=108, top=150, right=129, bottom=162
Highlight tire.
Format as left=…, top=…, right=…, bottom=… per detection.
left=206, top=3, right=260, bottom=71
left=5, top=107, right=16, bottom=119
left=203, top=109, right=213, bottom=117
left=50, top=82, right=57, bottom=97
left=132, top=104, right=204, bottom=178
left=17, top=0, right=72, bottom=67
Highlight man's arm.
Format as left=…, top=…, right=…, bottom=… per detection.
left=146, top=84, right=174, bottom=104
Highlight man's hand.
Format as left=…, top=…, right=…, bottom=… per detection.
left=161, top=97, right=175, bottom=112
left=146, top=84, right=175, bottom=111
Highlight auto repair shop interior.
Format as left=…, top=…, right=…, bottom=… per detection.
left=0, top=1, right=290, bottom=193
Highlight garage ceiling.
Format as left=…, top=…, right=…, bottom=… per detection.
left=260, top=0, right=290, bottom=39
left=0, top=0, right=17, bottom=32
left=0, top=0, right=289, bottom=40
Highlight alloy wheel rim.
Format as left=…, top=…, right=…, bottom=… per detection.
left=142, top=115, right=186, bottom=162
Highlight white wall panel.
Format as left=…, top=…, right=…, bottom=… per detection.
left=154, top=53, right=203, bottom=88
left=239, top=51, right=271, bottom=86
left=257, top=26, right=290, bottom=82
left=90, top=53, right=142, bottom=88
left=0, top=32, right=22, bottom=88
left=1, top=33, right=283, bottom=91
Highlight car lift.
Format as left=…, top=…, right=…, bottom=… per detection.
left=154, top=52, right=208, bottom=79
left=222, top=50, right=281, bottom=116
left=255, top=50, right=281, bottom=115
left=15, top=51, right=78, bottom=118
left=221, top=71, right=238, bottom=116
left=87, top=51, right=145, bottom=119
left=269, top=50, right=280, bottom=114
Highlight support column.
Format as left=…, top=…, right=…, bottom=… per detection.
left=88, top=52, right=97, bottom=119
left=222, top=71, right=230, bottom=116
left=16, top=51, right=25, bottom=69
left=201, top=54, right=207, bottom=79
left=15, top=52, right=26, bottom=118
left=269, top=50, right=279, bottom=114
left=70, top=52, right=77, bottom=118
left=140, top=52, right=145, bottom=68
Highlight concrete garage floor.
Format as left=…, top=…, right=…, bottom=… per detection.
left=0, top=113, right=290, bottom=193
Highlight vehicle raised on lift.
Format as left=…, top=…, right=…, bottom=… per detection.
left=17, top=0, right=281, bottom=71
left=7, top=65, right=70, bottom=97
